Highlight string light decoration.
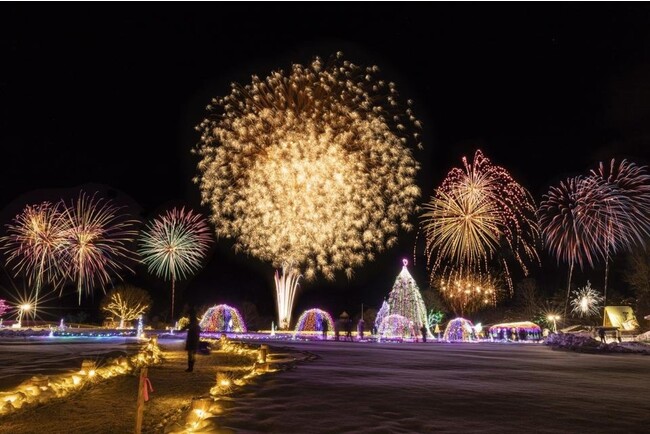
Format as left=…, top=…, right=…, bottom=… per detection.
left=443, top=317, right=475, bottom=342
left=139, top=207, right=212, bottom=320
left=377, top=313, right=415, bottom=339
left=386, top=259, right=429, bottom=335
left=273, top=263, right=301, bottom=330
left=199, top=304, right=247, bottom=333
left=488, top=322, right=542, bottom=341
left=374, top=299, right=390, bottom=334
left=292, top=308, right=334, bottom=337
left=570, top=281, right=604, bottom=318
left=421, top=150, right=540, bottom=294
left=136, top=315, right=144, bottom=338
left=100, top=285, right=152, bottom=329
left=194, top=52, right=422, bottom=323
left=0, top=337, right=161, bottom=417
left=436, top=273, right=500, bottom=317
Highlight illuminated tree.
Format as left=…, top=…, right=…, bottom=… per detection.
left=374, top=299, right=390, bottom=334
left=195, top=53, right=422, bottom=325
left=386, top=259, right=429, bottom=335
left=139, top=207, right=212, bottom=320
left=101, top=285, right=152, bottom=329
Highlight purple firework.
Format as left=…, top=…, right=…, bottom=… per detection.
left=590, top=159, right=650, bottom=251
left=539, top=176, right=611, bottom=270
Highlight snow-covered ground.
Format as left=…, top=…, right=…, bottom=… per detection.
left=220, top=340, right=649, bottom=433
left=0, top=339, right=648, bottom=433
left=0, top=336, right=141, bottom=389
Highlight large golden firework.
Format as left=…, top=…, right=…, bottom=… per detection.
left=194, top=52, right=421, bottom=280
left=421, top=150, right=539, bottom=293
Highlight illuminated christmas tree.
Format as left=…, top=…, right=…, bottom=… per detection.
left=374, top=299, right=390, bottom=333
left=387, top=259, right=430, bottom=336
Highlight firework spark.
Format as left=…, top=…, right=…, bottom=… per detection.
left=570, top=281, right=603, bottom=318
left=2, top=202, right=68, bottom=304
left=139, top=207, right=212, bottom=320
left=274, top=263, right=301, bottom=330
left=539, top=176, right=610, bottom=270
left=591, top=159, right=650, bottom=250
left=194, top=52, right=421, bottom=282
left=539, top=160, right=650, bottom=310
left=437, top=273, right=500, bottom=317
left=590, top=159, right=650, bottom=299
left=61, top=192, right=138, bottom=303
left=421, top=150, right=540, bottom=293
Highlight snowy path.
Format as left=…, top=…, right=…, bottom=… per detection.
left=0, top=339, right=247, bottom=434
left=219, top=340, right=649, bottom=433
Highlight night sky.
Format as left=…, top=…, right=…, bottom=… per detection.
left=1, top=4, right=650, bottom=323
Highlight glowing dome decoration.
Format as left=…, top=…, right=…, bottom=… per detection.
left=293, top=308, right=334, bottom=337
left=386, top=259, right=429, bottom=336
left=443, top=317, right=475, bottom=342
left=378, top=314, right=415, bottom=339
left=199, top=304, right=247, bottom=333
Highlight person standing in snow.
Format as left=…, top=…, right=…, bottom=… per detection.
left=321, top=317, right=329, bottom=340
left=185, top=309, right=201, bottom=372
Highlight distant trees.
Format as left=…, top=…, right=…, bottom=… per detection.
left=624, top=249, right=650, bottom=296
left=101, top=285, right=152, bottom=328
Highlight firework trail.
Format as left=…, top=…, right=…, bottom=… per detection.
left=590, top=159, right=650, bottom=300
left=139, top=207, right=212, bottom=320
left=421, top=150, right=540, bottom=294
left=540, top=159, right=650, bottom=311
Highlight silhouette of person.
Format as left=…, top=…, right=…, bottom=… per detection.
left=345, top=318, right=353, bottom=341
left=598, top=327, right=606, bottom=344
left=185, top=309, right=201, bottom=372
left=420, top=324, right=427, bottom=343
left=321, top=317, right=329, bottom=340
